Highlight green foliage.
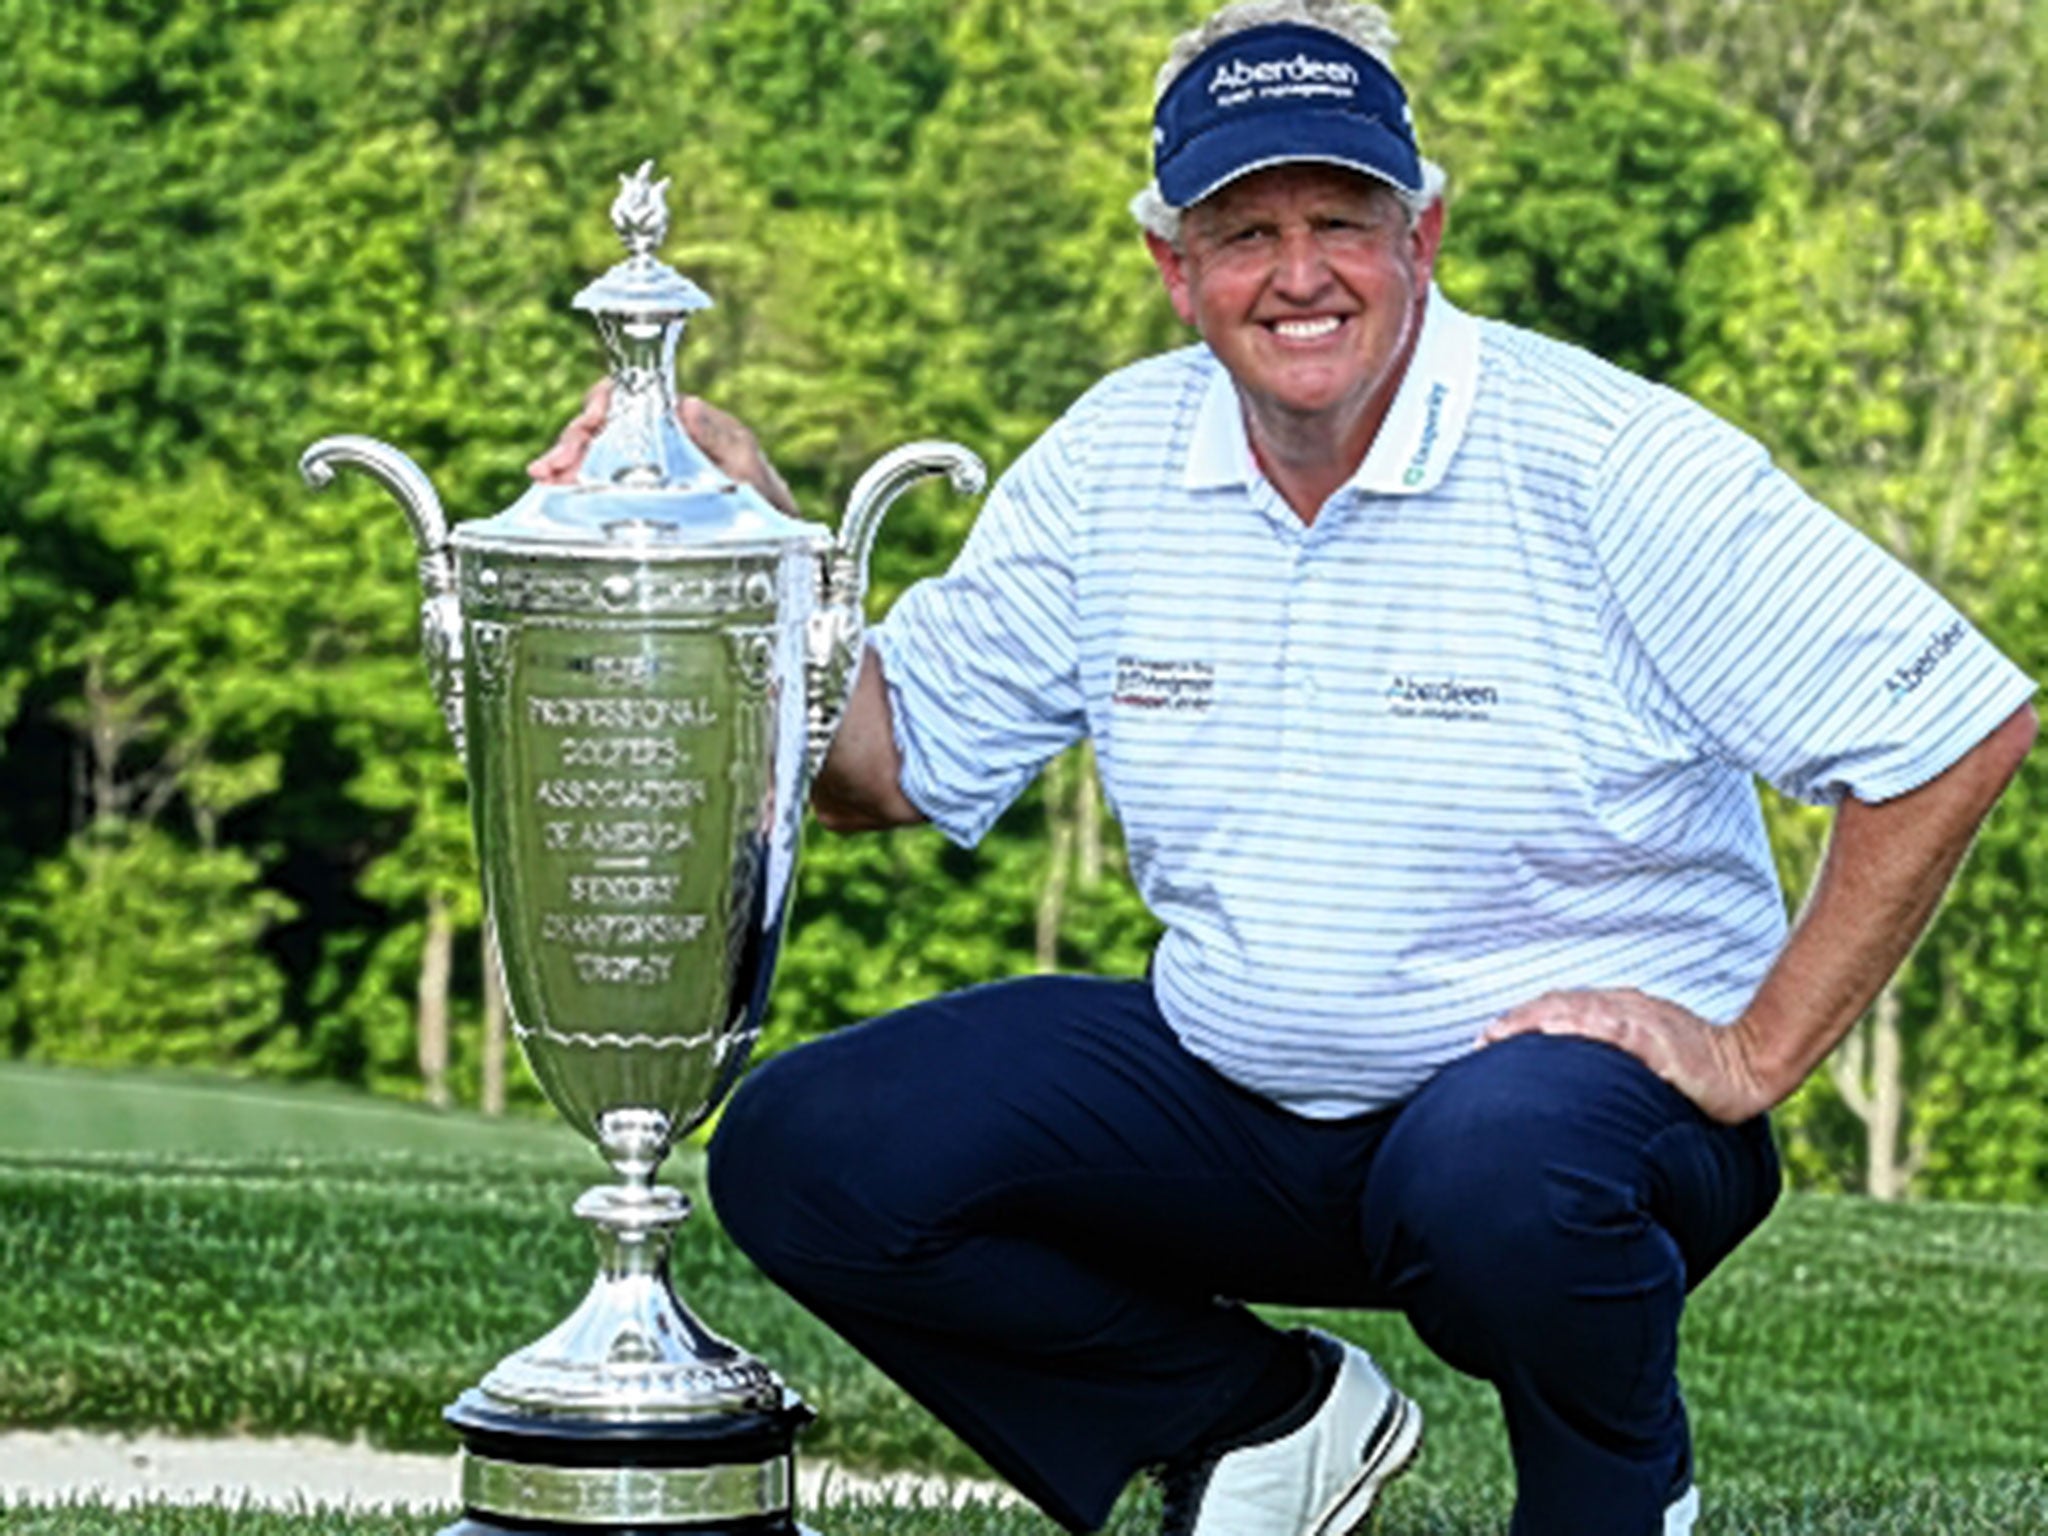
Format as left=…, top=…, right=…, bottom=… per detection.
left=768, top=763, right=1161, bottom=1052
left=1403, top=0, right=1789, bottom=376
left=1, top=0, right=2046, bottom=1211
left=0, top=825, right=296, bottom=1068
left=1911, top=764, right=2048, bottom=1203
left=1604, top=0, right=2048, bottom=229
left=683, top=0, right=957, bottom=211
left=1680, top=187, right=2048, bottom=1200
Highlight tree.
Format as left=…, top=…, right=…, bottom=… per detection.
left=0, top=823, right=296, bottom=1069
left=1681, top=190, right=2048, bottom=1199
left=0, top=0, right=644, bottom=1096
left=1604, top=0, right=2048, bottom=233
left=5, top=0, right=2044, bottom=1209
left=1397, top=0, right=1788, bottom=378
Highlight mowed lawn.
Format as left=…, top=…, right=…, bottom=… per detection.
left=1, top=1063, right=2043, bottom=1535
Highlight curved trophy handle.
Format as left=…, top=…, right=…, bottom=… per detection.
left=299, top=435, right=467, bottom=757
left=805, top=441, right=988, bottom=778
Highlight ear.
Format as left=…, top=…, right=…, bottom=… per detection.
left=1145, top=231, right=1199, bottom=327
left=1409, top=199, right=1446, bottom=284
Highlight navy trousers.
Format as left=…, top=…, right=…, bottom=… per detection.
left=708, top=976, right=1780, bottom=1535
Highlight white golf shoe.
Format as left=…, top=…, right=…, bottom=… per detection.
left=1160, top=1330, right=1422, bottom=1536
left=1665, top=1483, right=1700, bottom=1533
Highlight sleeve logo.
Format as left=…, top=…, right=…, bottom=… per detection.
left=1885, top=619, right=1967, bottom=699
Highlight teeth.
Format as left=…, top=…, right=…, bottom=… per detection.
left=1273, top=317, right=1341, bottom=340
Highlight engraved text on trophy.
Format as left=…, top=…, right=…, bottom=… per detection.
left=525, top=654, right=720, bottom=995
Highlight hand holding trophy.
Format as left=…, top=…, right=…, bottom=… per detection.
left=301, top=161, right=983, bottom=1536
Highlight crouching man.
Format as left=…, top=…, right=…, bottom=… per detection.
left=540, top=5, right=2035, bottom=1531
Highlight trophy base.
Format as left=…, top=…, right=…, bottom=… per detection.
left=442, top=1389, right=816, bottom=1536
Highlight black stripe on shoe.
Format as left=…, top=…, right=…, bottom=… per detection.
left=1156, top=1332, right=1343, bottom=1536
left=1310, top=1391, right=1423, bottom=1536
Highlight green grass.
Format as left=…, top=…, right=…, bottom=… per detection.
left=0, top=1062, right=580, bottom=1162
left=2, top=1066, right=2045, bottom=1533
left=7, top=1476, right=2048, bottom=1535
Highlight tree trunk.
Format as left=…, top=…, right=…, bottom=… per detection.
left=1076, top=743, right=1103, bottom=891
left=1036, top=752, right=1075, bottom=972
left=418, top=889, right=453, bottom=1110
left=83, top=654, right=122, bottom=827
left=1864, top=987, right=1915, bottom=1201
left=1828, top=981, right=1918, bottom=1201
left=481, top=922, right=508, bottom=1117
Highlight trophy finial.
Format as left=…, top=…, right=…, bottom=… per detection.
left=572, top=159, right=715, bottom=489
left=611, top=159, right=671, bottom=260
left=574, top=159, right=707, bottom=318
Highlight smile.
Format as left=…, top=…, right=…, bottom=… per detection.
left=1268, top=316, right=1345, bottom=342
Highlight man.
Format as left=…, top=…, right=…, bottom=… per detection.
left=538, top=6, right=2035, bottom=1533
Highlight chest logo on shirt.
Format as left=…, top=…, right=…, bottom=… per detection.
left=1114, top=656, right=1215, bottom=712
left=1387, top=673, right=1500, bottom=722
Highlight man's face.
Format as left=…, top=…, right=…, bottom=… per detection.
left=1147, top=164, right=1443, bottom=454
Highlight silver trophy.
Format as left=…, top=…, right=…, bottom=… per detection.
left=300, top=162, right=983, bottom=1536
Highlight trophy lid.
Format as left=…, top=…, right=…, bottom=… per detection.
left=457, top=161, right=825, bottom=556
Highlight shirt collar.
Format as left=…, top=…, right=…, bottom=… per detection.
left=1184, top=352, right=1261, bottom=490
left=1182, top=286, right=1481, bottom=497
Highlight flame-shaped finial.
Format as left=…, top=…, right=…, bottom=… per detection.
left=611, top=160, right=671, bottom=259
left=572, top=159, right=714, bottom=489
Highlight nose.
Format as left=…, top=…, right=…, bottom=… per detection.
left=1271, top=225, right=1332, bottom=301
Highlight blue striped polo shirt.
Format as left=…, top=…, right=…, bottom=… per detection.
left=870, top=290, right=2035, bottom=1118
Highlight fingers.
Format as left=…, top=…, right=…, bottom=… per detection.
left=678, top=393, right=742, bottom=449
left=527, top=380, right=612, bottom=484
left=524, top=383, right=798, bottom=516
left=1480, top=989, right=1597, bottom=1045
left=1478, top=1013, right=1530, bottom=1046
left=681, top=395, right=799, bottom=515
left=1476, top=988, right=1763, bottom=1122
left=1479, top=990, right=1674, bottom=1074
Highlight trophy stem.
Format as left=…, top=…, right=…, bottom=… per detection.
left=472, top=1174, right=783, bottom=1419
left=446, top=1171, right=811, bottom=1535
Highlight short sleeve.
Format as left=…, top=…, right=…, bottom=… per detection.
left=1591, top=392, right=2035, bottom=806
left=869, top=422, right=1088, bottom=846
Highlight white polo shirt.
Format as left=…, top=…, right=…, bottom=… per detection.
left=871, top=290, right=2034, bottom=1118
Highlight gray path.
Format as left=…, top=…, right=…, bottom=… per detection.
left=0, top=1428, right=1017, bottom=1514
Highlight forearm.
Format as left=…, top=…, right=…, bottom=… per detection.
left=811, top=645, right=926, bottom=834
left=1731, top=703, right=2037, bottom=1106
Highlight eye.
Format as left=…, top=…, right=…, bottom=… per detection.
left=1315, top=211, right=1388, bottom=247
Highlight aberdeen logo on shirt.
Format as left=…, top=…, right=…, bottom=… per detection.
left=1885, top=619, right=1966, bottom=699
left=1114, top=656, right=1216, bottom=712
left=1387, top=673, right=1500, bottom=722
